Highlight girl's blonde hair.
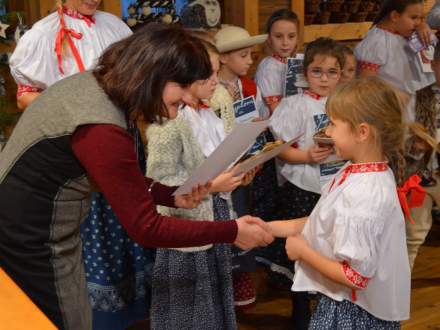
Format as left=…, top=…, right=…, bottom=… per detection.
left=326, top=77, right=406, bottom=185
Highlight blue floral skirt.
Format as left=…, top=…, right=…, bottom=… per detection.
left=310, top=294, right=401, bottom=330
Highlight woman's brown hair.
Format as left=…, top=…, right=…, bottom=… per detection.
left=326, top=77, right=406, bottom=185
left=94, top=23, right=213, bottom=123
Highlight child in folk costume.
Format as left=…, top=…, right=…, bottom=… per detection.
left=404, top=42, right=440, bottom=270
left=9, top=2, right=153, bottom=329
left=252, top=9, right=300, bottom=252
left=255, top=8, right=300, bottom=115
left=211, top=25, right=267, bottom=309
left=340, top=45, right=357, bottom=84
left=269, top=37, right=345, bottom=329
left=355, top=0, right=435, bottom=122
left=271, top=77, right=411, bottom=329
left=146, top=38, right=250, bottom=330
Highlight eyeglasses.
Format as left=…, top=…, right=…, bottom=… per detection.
left=308, top=67, right=340, bottom=79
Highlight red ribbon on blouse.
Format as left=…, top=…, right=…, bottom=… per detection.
left=397, top=174, right=426, bottom=224
left=55, top=6, right=95, bottom=75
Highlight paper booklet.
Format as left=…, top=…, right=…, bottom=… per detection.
left=232, top=136, right=301, bottom=176
left=233, top=95, right=267, bottom=155
left=173, top=120, right=268, bottom=196
left=284, top=54, right=308, bottom=97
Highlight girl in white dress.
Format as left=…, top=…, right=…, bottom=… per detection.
left=269, top=37, right=345, bottom=329
left=255, top=8, right=299, bottom=115
left=355, top=0, right=435, bottom=121
left=270, top=77, right=410, bottom=329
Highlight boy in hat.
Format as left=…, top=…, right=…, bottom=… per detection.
left=211, top=25, right=267, bottom=310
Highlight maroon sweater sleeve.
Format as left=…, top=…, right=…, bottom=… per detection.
left=71, top=124, right=238, bottom=248
left=144, top=176, right=178, bottom=208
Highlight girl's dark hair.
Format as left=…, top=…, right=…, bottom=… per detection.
left=373, top=0, right=423, bottom=25
left=93, top=23, right=212, bottom=123
left=266, top=8, right=299, bottom=33
left=303, top=37, right=345, bottom=73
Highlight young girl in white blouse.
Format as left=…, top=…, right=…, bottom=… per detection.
left=270, top=77, right=410, bottom=329
left=355, top=0, right=434, bottom=122
left=268, top=37, right=345, bottom=329
left=255, top=8, right=299, bottom=115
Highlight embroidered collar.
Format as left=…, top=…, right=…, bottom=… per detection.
left=198, top=102, right=210, bottom=110
left=271, top=54, right=288, bottom=64
left=304, top=89, right=322, bottom=100
left=329, top=162, right=388, bottom=192
left=63, top=6, right=96, bottom=26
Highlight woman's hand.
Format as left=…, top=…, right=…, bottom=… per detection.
left=285, top=234, right=309, bottom=261
left=234, top=216, right=274, bottom=250
left=211, top=170, right=244, bottom=193
left=174, top=182, right=212, bottom=209
left=307, top=144, right=333, bottom=164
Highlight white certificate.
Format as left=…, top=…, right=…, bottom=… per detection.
left=173, top=121, right=268, bottom=196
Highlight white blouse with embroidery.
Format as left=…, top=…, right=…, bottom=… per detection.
left=255, top=55, right=287, bottom=114
left=9, top=8, right=132, bottom=93
left=355, top=26, right=435, bottom=121
left=269, top=91, right=344, bottom=194
left=292, top=162, right=411, bottom=321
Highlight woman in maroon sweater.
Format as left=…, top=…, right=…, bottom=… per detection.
left=0, top=24, right=273, bottom=330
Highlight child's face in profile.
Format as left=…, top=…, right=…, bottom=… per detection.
left=305, top=55, right=341, bottom=97
left=193, top=53, right=220, bottom=101
left=220, top=47, right=253, bottom=77
left=268, top=19, right=298, bottom=58
left=392, top=3, right=423, bottom=38
left=431, top=58, right=440, bottom=87
left=325, top=117, right=357, bottom=160
left=340, top=53, right=356, bottom=84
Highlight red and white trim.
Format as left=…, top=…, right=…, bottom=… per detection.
left=329, top=162, right=388, bottom=192
left=358, top=61, right=381, bottom=73
left=263, top=95, right=282, bottom=105
left=17, top=84, right=43, bottom=98
left=271, top=54, right=288, bottom=64
left=342, top=261, right=370, bottom=301
left=304, top=89, right=322, bottom=100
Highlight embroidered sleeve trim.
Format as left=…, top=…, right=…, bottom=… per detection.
left=263, top=95, right=282, bottom=105
left=342, top=261, right=370, bottom=289
left=358, top=61, right=381, bottom=72
left=17, top=84, right=43, bottom=98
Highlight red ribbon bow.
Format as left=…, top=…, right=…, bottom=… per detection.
left=397, top=174, right=426, bottom=224
left=55, top=6, right=86, bottom=75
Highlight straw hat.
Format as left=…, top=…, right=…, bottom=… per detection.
left=215, top=25, right=267, bottom=53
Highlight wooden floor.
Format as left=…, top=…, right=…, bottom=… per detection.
left=238, top=223, right=440, bottom=330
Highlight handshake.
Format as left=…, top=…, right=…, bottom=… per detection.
left=233, top=216, right=275, bottom=250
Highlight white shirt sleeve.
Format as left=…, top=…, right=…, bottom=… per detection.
left=269, top=95, right=304, bottom=141
left=255, top=58, right=284, bottom=99
left=330, top=181, right=392, bottom=277
left=9, top=28, right=55, bottom=89
left=354, top=29, right=387, bottom=68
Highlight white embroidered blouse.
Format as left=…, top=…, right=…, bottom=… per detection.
left=292, top=162, right=411, bottom=321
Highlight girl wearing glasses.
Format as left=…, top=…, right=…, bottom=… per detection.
left=269, top=37, right=345, bottom=330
